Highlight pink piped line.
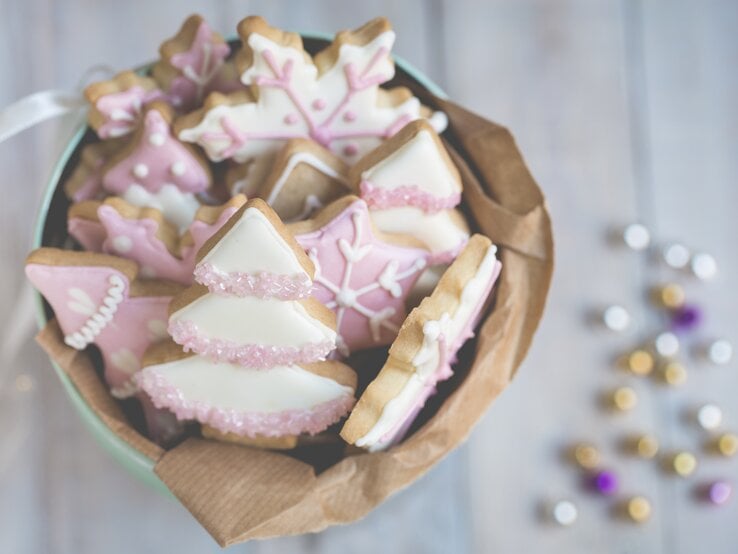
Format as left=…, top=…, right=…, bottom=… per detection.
left=360, top=180, right=461, bottom=214
left=169, top=319, right=334, bottom=367
left=194, top=263, right=313, bottom=299
left=137, top=368, right=355, bottom=437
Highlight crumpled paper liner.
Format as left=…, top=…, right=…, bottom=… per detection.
left=34, top=79, right=553, bottom=546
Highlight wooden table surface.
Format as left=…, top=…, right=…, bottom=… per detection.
left=1, top=1, right=736, bottom=552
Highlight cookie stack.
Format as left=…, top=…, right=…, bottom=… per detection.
left=26, top=14, right=502, bottom=452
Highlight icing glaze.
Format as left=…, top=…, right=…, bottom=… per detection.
left=294, top=199, right=429, bottom=356
left=25, top=261, right=174, bottom=399
left=122, top=183, right=200, bottom=233
left=94, top=86, right=164, bottom=139
left=68, top=216, right=108, bottom=252
left=355, top=243, right=502, bottom=450
left=360, top=181, right=461, bottom=213
left=179, top=25, right=434, bottom=191
left=137, top=358, right=354, bottom=437
left=168, top=294, right=336, bottom=366
left=163, top=19, right=231, bottom=110
left=194, top=264, right=312, bottom=299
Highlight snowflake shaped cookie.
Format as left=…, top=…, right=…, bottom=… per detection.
left=176, top=16, right=447, bottom=193
left=291, top=196, right=430, bottom=356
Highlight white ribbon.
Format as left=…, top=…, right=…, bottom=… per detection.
left=0, top=89, right=87, bottom=143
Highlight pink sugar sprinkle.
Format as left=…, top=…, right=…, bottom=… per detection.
left=194, top=263, right=313, bottom=300
left=360, top=180, right=461, bottom=214
left=343, top=143, right=359, bottom=156
left=136, top=368, right=355, bottom=437
left=311, top=98, right=326, bottom=111
left=343, top=110, right=357, bottom=122
left=168, top=319, right=334, bottom=367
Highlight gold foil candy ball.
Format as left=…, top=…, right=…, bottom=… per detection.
left=661, top=361, right=687, bottom=386
left=716, top=433, right=738, bottom=457
left=573, top=443, right=601, bottom=470
left=654, top=284, right=685, bottom=309
left=670, top=451, right=698, bottom=477
left=627, top=350, right=654, bottom=376
left=633, top=434, right=659, bottom=459
left=626, top=496, right=651, bottom=523
left=612, top=387, right=638, bottom=411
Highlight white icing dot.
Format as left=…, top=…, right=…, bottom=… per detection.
left=148, top=132, right=165, bottom=146
left=132, top=163, right=149, bottom=179
left=112, top=235, right=133, bottom=253
left=140, top=265, right=157, bottom=278
left=170, top=161, right=186, bottom=176
left=147, top=319, right=168, bottom=340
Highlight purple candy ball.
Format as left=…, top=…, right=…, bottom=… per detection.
left=671, top=304, right=703, bottom=333
left=592, top=470, right=619, bottom=496
left=708, top=481, right=732, bottom=505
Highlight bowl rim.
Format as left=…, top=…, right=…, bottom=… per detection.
left=30, top=30, right=448, bottom=494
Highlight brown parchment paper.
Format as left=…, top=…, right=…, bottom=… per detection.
left=34, top=93, right=553, bottom=544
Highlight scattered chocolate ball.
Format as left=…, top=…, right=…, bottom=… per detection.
left=690, top=252, right=718, bottom=280
left=654, top=283, right=686, bottom=309
left=592, top=470, right=619, bottom=496
left=602, top=305, right=631, bottom=332
left=670, top=451, right=698, bottom=477
left=661, top=243, right=691, bottom=269
left=706, top=481, right=732, bottom=506
left=654, top=332, right=680, bottom=357
left=706, top=339, right=733, bottom=365
left=551, top=500, right=578, bottom=526
left=612, top=387, right=638, bottom=411
left=627, top=350, right=654, bottom=376
left=661, top=361, right=688, bottom=386
left=625, top=496, right=652, bottom=523
left=622, top=224, right=651, bottom=251
left=696, top=404, right=723, bottom=431
left=573, top=443, right=601, bottom=470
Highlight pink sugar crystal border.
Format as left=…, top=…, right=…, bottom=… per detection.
left=169, top=319, right=334, bottom=368
left=194, top=263, right=313, bottom=300
left=360, top=181, right=461, bottom=214
left=136, top=368, right=355, bottom=437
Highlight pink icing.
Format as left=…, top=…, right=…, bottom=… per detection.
left=343, top=143, right=358, bottom=156
left=194, top=262, right=312, bottom=299
left=137, top=367, right=355, bottom=437
left=312, top=98, right=326, bottom=111
left=343, top=110, right=357, bottom=122
left=102, top=109, right=210, bottom=195
left=68, top=216, right=107, bottom=252
left=25, top=263, right=173, bottom=398
left=378, top=257, right=503, bottom=449
left=360, top=180, right=462, bottom=214
left=164, top=20, right=231, bottom=110
left=95, top=86, right=165, bottom=139
left=294, top=199, right=430, bottom=356
left=168, top=319, right=334, bottom=368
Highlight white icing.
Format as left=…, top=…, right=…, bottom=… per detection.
left=147, top=319, right=168, bottom=340
left=147, top=356, right=353, bottom=413
left=371, top=207, right=468, bottom=255
left=360, top=129, right=460, bottom=197
left=170, top=293, right=336, bottom=348
left=181, top=42, right=222, bottom=103
left=110, top=380, right=139, bottom=399
left=355, top=244, right=500, bottom=451
left=64, top=274, right=126, bottom=350
left=122, top=183, right=200, bottom=233
left=170, top=161, right=186, bottom=176
left=112, top=235, right=133, bottom=253
left=428, top=111, right=448, bottom=134
left=264, top=151, right=347, bottom=206
left=198, top=206, right=311, bottom=279
left=132, top=163, right=149, bottom=178
left=110, top=348, right=140, bottom=375
left=149, top=132, right=165, bottom=146
left=308, top=210, right=426, bottom=356
left=286, top=195, right=324, bottom=223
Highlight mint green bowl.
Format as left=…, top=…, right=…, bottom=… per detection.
left=32, top=31, right=447, bottom=494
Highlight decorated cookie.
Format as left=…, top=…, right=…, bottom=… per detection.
left=349, top=119, right=470, bottom=262
left=101, top=102, right=212, bottom=231
left=84, top=71, right=164, bottom=139
left=257, top=138, right=350, bottom=222
left=289, top=196, right=430, bottom=357
left=67, top=195, right=246, bottom=284
left=176, top=16, right=447, bottom=193
left=341, top=234, right=502, bottom=451
left=168, top=199, right=338, bottom=367
left=137, top=341, right=357, bottom=446
left=63, top=139, right=126, bottom=202
left=152, top=14, right=244, bottom=111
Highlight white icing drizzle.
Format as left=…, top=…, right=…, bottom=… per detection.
left=308, top=209, right=426, bottom=356
left=285, top=194, right=324, bottom=223
left=355, top=244, right=500, bottom=451
left=64, top=274, right=126, bottom=350
left=265, top=151, right=347, bottom=207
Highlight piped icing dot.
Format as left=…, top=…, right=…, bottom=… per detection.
left=132, top=163, right=149, bottom=179
left=148, top=132, right=166, bottom=146
left=343, top=110, right=357, bottom=122
left=343, top=143, right=359, bottom=157
left=170, top=161, right=186, bottom=176
left=283, top=113, right=298, bottom=125
left=112, top=235, right=133, bottom=253
left=312, top=98, right=326, bottom=111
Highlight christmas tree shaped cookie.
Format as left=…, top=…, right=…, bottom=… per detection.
left=168, top=199, right=337, bottom=366
left=349, top=120, right=470, bottom=262
left=341, top=235, right=502, bottom=451
left=101, top=102, right=212, bottom=231
left=67, top=195, right=246, bottom=284
left=290, top=196, right=430, bottom=356
left=138, top=199, right=356, bottom=447
left=176, top=16, right=446, bottom=193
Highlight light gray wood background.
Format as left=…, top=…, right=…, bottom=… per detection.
left=1, top=1, right=736, bottom=552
